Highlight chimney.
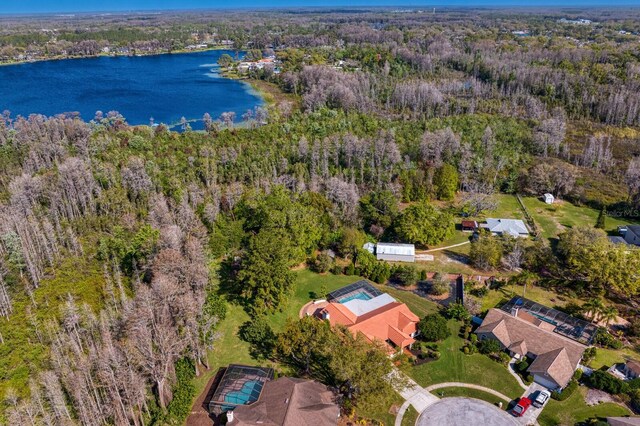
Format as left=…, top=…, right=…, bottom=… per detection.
left=322, top=311, right=330, bottom=320
left=511, top=306, right=519, bottom=318
left=227, top=410, right=234, bottom=423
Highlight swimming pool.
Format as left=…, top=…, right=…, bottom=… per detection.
left=339, top=291, right=373, bottom=304
left=224, top=380, right=264, bottom=405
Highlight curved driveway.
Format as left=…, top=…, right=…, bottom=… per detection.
left=416, top=397, right=518, bottom=426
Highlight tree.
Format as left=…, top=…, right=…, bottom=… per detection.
left=595, top=205, right=607, bottom=229
left=469, top=231, right=503, bottom=270
left=239, top=317, right=277, bottom=359
left=237, top=229, right=295, bottom=313
left=433, top=164, right=458, bottom=201
left=394, top=203, right=454, bottom=247
left=391, top=265, right=418, bottom=287
left=478, top=338, right=501, bottom=355
left=359, top=190, right=399, bottom=233
left=275, top=316, right=333, bottom=375
left=418, top=314, right=450, bottom=342
left=217, top=53, right=233, bottom=68
left=445, top=302, right=470, bottom=321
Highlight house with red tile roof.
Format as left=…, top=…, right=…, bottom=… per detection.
left=317, top=280, right=420, bottom=355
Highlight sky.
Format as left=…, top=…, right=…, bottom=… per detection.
left=1, top=0, right=639, bottom=14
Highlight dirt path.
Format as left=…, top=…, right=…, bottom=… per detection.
left=186, top=373, right=217, bottom=426
left=417, top=241, right=470, bottom=253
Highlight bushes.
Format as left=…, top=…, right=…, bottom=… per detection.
left=430, top=279, right=450, bottom=295
left=478, top=338, right=501, bottom=355
left=593, top=327, right=623, bottom=349
left=551, top=379, right=579, bottom=401
left=310, top=252, right=333, bottom=273
left=586, top=370, right=629, bottom=395
left=445, top=302, right=470, bottom=321
left=417, top=313, right=451, bottom=342
left=165, top=358, right=196, bottom=423
left=391, top=265, right=418, bottom=287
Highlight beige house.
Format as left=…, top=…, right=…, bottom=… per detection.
left=477, top=308, right=586, bottom=390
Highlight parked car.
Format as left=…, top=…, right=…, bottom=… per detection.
left=533, top=390, right=551, bottom=408
left=512, top=397, right=532, bottom=417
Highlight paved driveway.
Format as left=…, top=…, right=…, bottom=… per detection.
left=514, top=382, right=548, bottom=425
left=417, top=397, right=519, bottom=426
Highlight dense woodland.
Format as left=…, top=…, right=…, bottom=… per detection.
left=2, top=7, right=640, bottom=425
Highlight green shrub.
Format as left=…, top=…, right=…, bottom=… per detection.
left=344, top=263, right=355, bottom=276
left=551, top=380, right=578, bottom=401
left=331, top=265, right=344, bottom=275
left=445, top=302, right=470, bottom=321
left=463, top=346, right=470, bottom=355
left=478, top=338, right=501, bottom=355
left=418, top=313, right=451, bottom=342
left=166, top=358, right=196, bottom=422
left=586, top=370, right=630, bottom=395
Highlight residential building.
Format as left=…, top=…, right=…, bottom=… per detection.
left=461, top=220, right=478, bottom=231
left=318, top=280, right=420, bottom=355
left=622, top=360, right=640, bottom=380
left=476, top=298, right=592, bottom=390
left=227, top=377, right=339, bottom=426
left=375, top=242, right=415, bottom=262
left=483, top=218, right=530, bottom=238
left=624, top=225, right=640, bottom=246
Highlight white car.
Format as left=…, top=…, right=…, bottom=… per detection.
left=533, top=390, right=551, bottom=408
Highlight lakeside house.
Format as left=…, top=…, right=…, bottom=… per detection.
left=476, top=297, right=594, bottom=390
left=482, top=218, right=530, bottom=238
left=316, top=280, right=420, bottom=355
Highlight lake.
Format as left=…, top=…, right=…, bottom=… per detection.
left=0, top=50, right=263, bottom=130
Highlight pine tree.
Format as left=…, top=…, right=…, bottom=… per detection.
left=595, top=205, right=607, bottom=229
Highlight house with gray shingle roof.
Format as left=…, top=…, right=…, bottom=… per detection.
left=476, top=308, right=586, bottom=390
left=483, top=218, right=530, bottom=238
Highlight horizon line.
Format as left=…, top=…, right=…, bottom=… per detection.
left=2, top=4, right=640, bottom=16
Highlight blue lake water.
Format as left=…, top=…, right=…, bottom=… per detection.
left=0, top=50, right=262, bottom=129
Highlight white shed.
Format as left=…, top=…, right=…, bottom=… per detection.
left=543, top=193, right=555, bottom=204
left=375, top=243, right=415, bottom=263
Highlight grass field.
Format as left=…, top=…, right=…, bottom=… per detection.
left=407, top=320, right=524, bottom=399
left=521, top=196, right=640, bottom=239
left=433, top=386, right=509, bottom=409
left=401, top=405, right=419, bottom=426
left=538, top=386, right=631, bottom=426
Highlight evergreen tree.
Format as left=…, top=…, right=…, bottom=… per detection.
left=595, top=205, right=607, bottom=229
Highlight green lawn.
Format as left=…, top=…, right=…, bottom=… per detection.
left=407, top=320, right=524, bottom=399
left=433, top=386, right=508, bottom=409
left=522, top=196, right=640, bottom=240
left=590, top=346, right=640, bottom=370
left=401, top=405, right=419, bottom=426
left=538, top=386, right=631, bottom=426
left=480, top=281, right=584, bottom=313
left=190, top=269, right=437, bottom=425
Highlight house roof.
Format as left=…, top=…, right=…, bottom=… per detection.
left=627, top=225, right=640, bottom=239
left=461, top=220, right=478, bottom=228
left=626, top=360, right=640, bottom=375
left=477, top=309, right=586, bottom=388
left=485, top=218, right=530, bottom=237
left=321, top=296, right=419, bottom=352
left=376, top=243, right=415, bottom=256
left=229, top=377, right=339, bottom=426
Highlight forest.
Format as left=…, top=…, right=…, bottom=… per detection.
left=2, top=6, right=640, bottom=425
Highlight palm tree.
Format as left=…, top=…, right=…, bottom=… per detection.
left=582, top=298, right=605, bottom=322
left=601, top=306, right=619, bottom=326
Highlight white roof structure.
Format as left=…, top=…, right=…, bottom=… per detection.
left=544, top=193, right=555, bottom=204
left=486, top=218, right=529, bottom=237
left=376, top=243, right=415, bottom=256
left=342, top=293, right=397, bottom=316
left=363, top=242, right=376, bottom=254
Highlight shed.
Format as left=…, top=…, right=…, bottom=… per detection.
left=362, top=242, right=376, bottom=254
left=543, top=193, right=555, bottom=204
left=376, top=243, right=415, bottom=263
left=461, top=220, right=478, bottom=232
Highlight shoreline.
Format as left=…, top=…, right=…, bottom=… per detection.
left=0, top=45, right=233, bottom=67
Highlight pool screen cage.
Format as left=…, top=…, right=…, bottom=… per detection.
left=500, top=296, right=597, bottom=345
left=326, top=280, right=382, bottom=302
left=207, top=364, right=274, bottom=415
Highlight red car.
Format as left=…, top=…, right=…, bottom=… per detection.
left=512, top=397, right=532, bottom=417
